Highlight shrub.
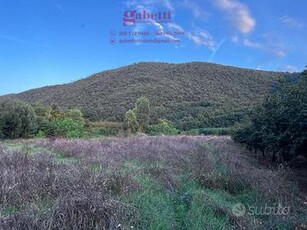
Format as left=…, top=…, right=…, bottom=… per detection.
left=53, top=118, right=84, bottom=138
left=147, top=119, right=179, bottom=135
left=37, top=119, right=57, bottom=137
left=66, top=109, right=85, bottom=126
left=0, top=100, right=38, bottom=139
left=35, top=108, right=87, bottom=138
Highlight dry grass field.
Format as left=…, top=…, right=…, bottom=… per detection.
left=0, top=136, right=306, bottom=229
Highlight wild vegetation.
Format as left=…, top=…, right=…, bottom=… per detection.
left=1, top=62, right=287, bottom=130
left=0, top=101, right=87, bottom=139
left=0, top=100, right=37, bottom=139
left=232, top=69, right=307, bottom=163
left=1, top=62, right=306, bottom=229
left=0, top=136, right=306, bottom=229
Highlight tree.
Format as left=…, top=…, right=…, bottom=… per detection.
left=50, top=104, right=64, bottom=121
left=232, top=69, right=307, bottom=162
left=66, top=109, right=86, bottom=126
left=125, top=110, right=139, bottom=134
left=0, top=100, right=38, bottom=139
left=134, top=96, right=150, bottom=132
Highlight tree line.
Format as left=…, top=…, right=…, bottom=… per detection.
left=232, top=69, right=307, bottom=162
left=0, top=101, right=86, bottom=139
left=0, top=96, right=180, bottom=139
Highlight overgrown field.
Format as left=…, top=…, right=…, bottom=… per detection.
left=0, top=136, right=306, bottom=229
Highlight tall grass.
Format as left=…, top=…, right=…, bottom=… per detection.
left=0, top=136, right=306, bottom=229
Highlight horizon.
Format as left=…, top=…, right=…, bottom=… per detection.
left=1, top=0, right=306, bottom=95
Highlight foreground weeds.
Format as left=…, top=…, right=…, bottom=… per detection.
left=0, top=136, right=306, bottom=229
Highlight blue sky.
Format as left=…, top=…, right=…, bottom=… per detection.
left=0, top=0, right=306, bottom=95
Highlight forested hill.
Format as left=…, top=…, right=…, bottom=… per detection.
left=1, top=62, right=288, bottom=128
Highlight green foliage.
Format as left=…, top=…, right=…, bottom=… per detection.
left=232, top=70, right=307, bottom=161
left=37, top=119, right=57, bottom=137
left=181, top=129, right=199, bottom=136
left=2, top=62, right=286, bottom=126
left=66, top=109, right=85, bottom=126
left=0, top=62, right=297, bottom=139
left=0, top=100, right=38, bottom=139
left=125, top=110, right=139, bottom=134
left=181, top=127, right=232, bottom=136
left=134, top=96, right=150, bottom=132
left=33, top=104, right=52, bottom=119
left=197, top=127, right=231, bottom=135
left=50, top=104, right=64, bottom=121
left=35, top=130, right=46, bottom=138
left=84, top=121, right=123, bottom=137
left=147, top=119, right=179, bottom=135
left=53, top=118, right=84, bottom=138
left=87, top=127, right=120, bottom=137
left=35, top=107, right=86, bottom=138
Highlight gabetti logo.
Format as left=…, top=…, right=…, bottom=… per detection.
left=123, top=10, right=172, bottom=27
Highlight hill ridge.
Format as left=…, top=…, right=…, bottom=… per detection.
left=1, top=62, right=287, bottom=128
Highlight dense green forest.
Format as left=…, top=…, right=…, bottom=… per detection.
left=232, top=69, right=307, bottom=162
left=1, top=62, right=287, bottom=130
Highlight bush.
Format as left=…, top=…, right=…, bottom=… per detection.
left=35, top=108, right=87, bottom=138
left=147, top=119, right=179, bottom=135
left=53, top=118, right=84, bottom=138
left=0, top=100, right=38, bottom=139
left=37, top=119, right=57, bottom=137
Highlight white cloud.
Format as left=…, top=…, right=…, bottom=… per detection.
left=280, top=65, right=298, bottom=73
left=214, top=0, right=256, bottom=34
left=243, top=38, right=286, bottom=58
left=243, top=39, right=262, bottom=49
left=162, top=0, right=174, bottom=11
left=231, top=36, right=238, bottom=43
left=167, top=23, right=216, bottom=50
left=278, top=16, right=303, bottom=28
left=125, top=0, right=138, bottom=7
left=124, top=0, right=217, bottom=50
left=167, top=23, right=184, bottom=31
left=188, top=29, right=217, bottom=51
left=273, top=49, right=286, bottom=58
left=150, top=20, right=165, bottom=31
